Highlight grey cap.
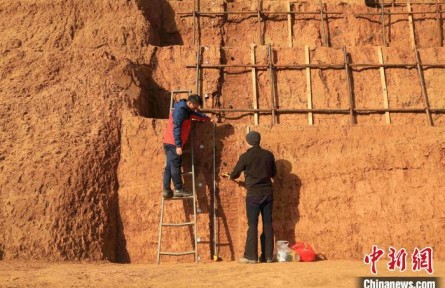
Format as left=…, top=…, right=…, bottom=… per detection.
left=246, top=131, right=261, bottom=146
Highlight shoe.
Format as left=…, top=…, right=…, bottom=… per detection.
left=162, top=188, right=173, bottom=199
left=173, top=189, right=192, bottom=198
left=259, top=257, right=274, bottom=263
left=239, top=257, right=257, bottom=264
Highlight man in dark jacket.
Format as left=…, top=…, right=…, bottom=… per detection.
left=163, top=94, right=210, bottom=198
left=223, top=131, right=276, bottom=263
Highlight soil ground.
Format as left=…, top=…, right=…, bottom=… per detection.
left=0, top=260, right=443, bottom=288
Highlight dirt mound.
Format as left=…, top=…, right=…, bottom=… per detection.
left=0, top=0, right=161, bottom=261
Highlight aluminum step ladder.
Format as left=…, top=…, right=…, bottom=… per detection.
left=157, top=90, right=199, bottom=264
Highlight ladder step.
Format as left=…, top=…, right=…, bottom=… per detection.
left=162, top=222, right=194, bottom=227
left=182, top=172, right=193, bottom=176
left=171, top=90, right=192, bottom=93
left=167, top=196, right=194, bottom=200
left=160, top=251, right=196, bottom=256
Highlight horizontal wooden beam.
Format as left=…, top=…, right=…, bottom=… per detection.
left=186, top=63, right=445, bottom=69
left=200, top=108, right=445, bottom=114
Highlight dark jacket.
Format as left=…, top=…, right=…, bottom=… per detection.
left=230, top=145, right=276, bottom=196
left=163, top=99, right=209, bottom=147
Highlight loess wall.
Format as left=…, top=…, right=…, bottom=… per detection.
left=0, top=0, right=162, bottom=261
left=170, top=0, right=445, bottom=48
left=118, top=0, right=445, bottom=263
left=118, top=114, right=445, bottom=262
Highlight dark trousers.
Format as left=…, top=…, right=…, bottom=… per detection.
left=244, top=195, right=274, bottom=261
left=162, top=144, right=182, bottom=190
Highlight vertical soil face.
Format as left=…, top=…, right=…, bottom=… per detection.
left=169, top=0, right=445, bottom=48
left=118, top=116, right=445, bottom=262
left=117, top=0, right=445, bottom=263
left=1, top=0, right=444, bottom=263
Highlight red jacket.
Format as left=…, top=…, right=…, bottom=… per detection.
left=163, top=100, right=210, bottom=147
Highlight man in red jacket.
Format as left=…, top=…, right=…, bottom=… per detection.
left=163, top=94, right=210, bottom=198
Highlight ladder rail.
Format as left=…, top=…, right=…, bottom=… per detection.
left=157, top=197, right=165, bottom=264
left=212, top=122, right=218, bottom=261
left=191, top=129, right=199, bottom=263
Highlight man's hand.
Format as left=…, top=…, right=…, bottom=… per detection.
left=176, top=147, right=183, bottom=156
left=221, top=172, right=230, bottom=179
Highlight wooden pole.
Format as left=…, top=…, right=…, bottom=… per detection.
left=343, top=47, right=355, bottom=124
left=288, top=2, right=293, bottom=47
left=195, top=45, right=201, bottom=96
left=179, top=11, right=344, bottom=16
left=267, top=44, right=277, bottom=125
left=192, top=0, right=196, bottom=45
left=437, top=0, right=444, bottom=46
left=414, top=48, right=434, bottom=126
left=407, top=1, right=417, bottom=49
left=378, top=47, right=391, bottom=124
left=200, top=108, right=445, bottom=114
left=186, top=63, right=445, bottom=69
left=381, top=2, right=387, bottom=46
left=251, top=44, right=259, bottom=125
left=197, top=0, right=201, bottom=46
left=388, top=1, right=393, bottom=44
left=305, top=46, right=314, bottom=125
left=357, top=11, right=445, bottom=16
left=319, top=0, right=326, bottom=46
left=257, top=0, right=263, bottom=45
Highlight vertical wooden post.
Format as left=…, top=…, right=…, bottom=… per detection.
left=257, top=0, right=263, bottom=45
left=380, top=2, right=387, bottom=47
left=251, top=44, right=259, bottom=126
left=319, top=0, right=326, bottom=46
left=195, top=45, right=201, bottom=97
left=414, top=48, right=434, bottom=126
left=197, top=0, right=201, bottom=46
left=436, top=0, right=443, bottom=47
left=407, top=1, right=416, bottom=49
left=305, top=46, right=314, bottom=125
left=192, top=0, right=196, bottom=45
left=388, top=1, right=393, bottom=45
left=343, top=46, right=355, bottom=125
left=267, top=44, right=277, bottom=125
left=378, top=47, right=391, bottom=124
left=389, top=0, right=395, bottom=44
left=288, top=2, right=293, bottom=48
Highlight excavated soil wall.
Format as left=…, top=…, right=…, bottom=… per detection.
left=170, top=0, right=445, bottom=48
left=118, top=113, right=445, bottom=262
left=1, top=0, right=444, bottom=263
left=118, top=0, right=445, bottom=263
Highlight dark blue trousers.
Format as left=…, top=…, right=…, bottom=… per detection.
left=162, top=144, right=183, bottom=190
